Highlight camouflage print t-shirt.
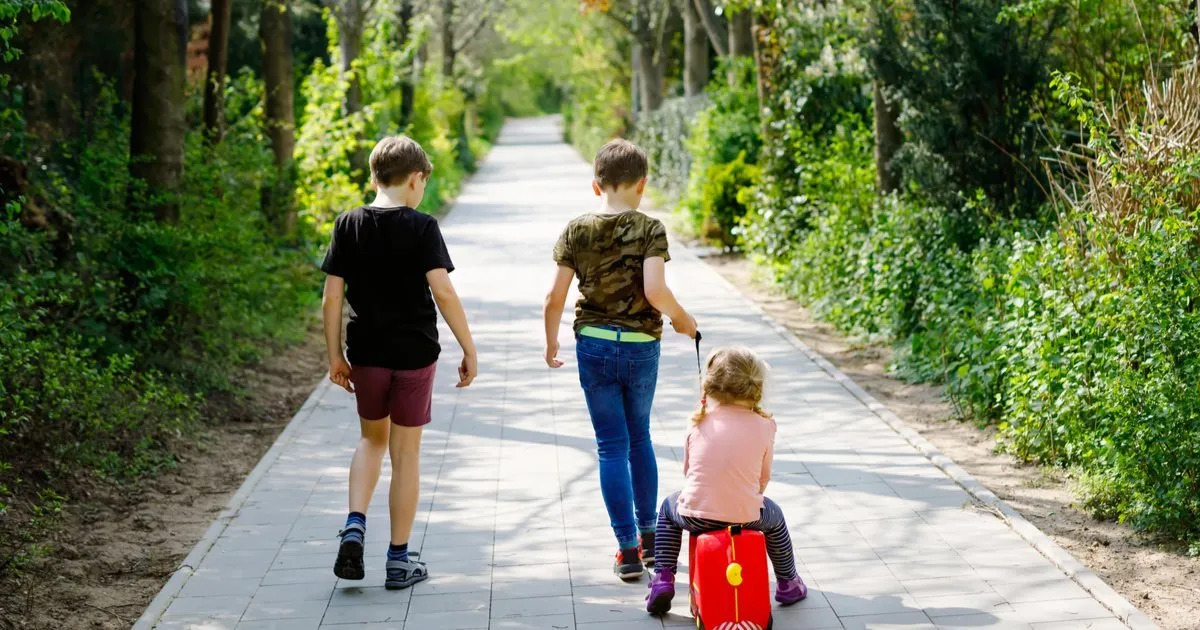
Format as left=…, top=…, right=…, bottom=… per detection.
left=553, top=210, right=671, bottom=338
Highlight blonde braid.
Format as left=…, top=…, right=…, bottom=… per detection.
left=691, top=347, right=771, bottom=424
left=691, top=396, right=709, bottom=425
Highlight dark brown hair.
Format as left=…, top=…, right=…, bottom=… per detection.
left=369, top=136, right=433, bottom=187
left=593, top=138, right=648, bottom=189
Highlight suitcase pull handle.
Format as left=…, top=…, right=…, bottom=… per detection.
left=729, top=524, right=743, bottom=536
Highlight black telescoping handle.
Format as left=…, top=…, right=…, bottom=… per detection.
left=694, top=330, right=703, bottom=376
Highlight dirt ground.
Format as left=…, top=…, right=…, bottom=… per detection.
left=0, top=316, right=326, bottom=630
left=702, top=253, right=1200, bottom=630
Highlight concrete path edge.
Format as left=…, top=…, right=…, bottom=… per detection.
left=684, top=245, right=1158, bottom=630
left=131, top=380, right=333, bottom=630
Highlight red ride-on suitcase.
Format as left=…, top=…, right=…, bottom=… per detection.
left=688, top=526, right=773, bottom=630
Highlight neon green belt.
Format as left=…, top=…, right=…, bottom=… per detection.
left=579, top=326, right=657, bottom=343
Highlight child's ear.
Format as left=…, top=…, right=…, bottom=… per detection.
left=636, top=177, right=647, bottom=195
left=592, top=180, right=602, bottom=196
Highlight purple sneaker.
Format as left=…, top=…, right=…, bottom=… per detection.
left=775, top=576, right=808, bottom=605
left=645, top=569, right=675, bottom=615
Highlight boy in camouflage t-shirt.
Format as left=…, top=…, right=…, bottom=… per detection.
left=543, top=139, right=698, bottom=581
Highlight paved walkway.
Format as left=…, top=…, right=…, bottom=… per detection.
left=136, top=117, right=1140, bottom=630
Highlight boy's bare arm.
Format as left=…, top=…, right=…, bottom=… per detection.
left=643, top=256, right=697, bottom=338
left=543, top=265, right=574, bottom=368
left=322, top=275, right=354, bottom=393
left=426, top=268, right=477, bottom=387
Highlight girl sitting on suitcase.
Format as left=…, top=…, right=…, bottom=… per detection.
left=646, top=346, right=808, bottom=614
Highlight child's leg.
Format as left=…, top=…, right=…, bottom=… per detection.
left=578, top=343, right=639, bottom=550
left=336, top=367, right=393, bottom=580
left=348, top=417, right=391, bottom=514
left=348, top=366, right=395, bottom=515
left=621, top=343, right=661, bottom=536
left=651, top=492, right=688, bottom=575
left=386, top=364, right=435, bottom=548
left=387, top=424, right=423, bottom=545
left=746, top=497, right=799, bottom=580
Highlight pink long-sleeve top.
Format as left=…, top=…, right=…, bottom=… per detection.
left=677, top=405, right=776, bottom=523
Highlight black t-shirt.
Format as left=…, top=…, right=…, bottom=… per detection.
left=321, top=205, right=454, bottom=371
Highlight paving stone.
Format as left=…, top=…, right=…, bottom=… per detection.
left=825, top=591, right=919, bottom=617
left=178, top=575, right=262, bottom=598
left=252, top=582, right=335, bottom=603
left=490, top=615, right=576, bottom=629
left=398, top=608, right=489, bottom=629
left=318, top=622, right=404, bottom=630
left=840, top=611, right=935, bottom=630
left=329, top=585, right=411, bottom=607
left=1030, top=619, right=1127, bottom=630
left=934, top=613, right=1032, bottom=630
left=988, top=578, right=1090, bottom=603
left=155, top=616, right=239, bottom=629
left=162, top=595, right=251, bottom=619
left=768, top=606, right=845, bottom=629
left=491, top=577, right=574, bottom=600
left=490, top=594, right=575, bottom=618
left=1008, top=598, right=1116, bottom=625
left=261, top=568, right=338, bottom=587
left=242, top=597, right=329, bottom=621
left=237, top=617, right=322, bottom=629
left=408, top=590, right=490, bottom=614
left=320, top=602, right=409, bottom=624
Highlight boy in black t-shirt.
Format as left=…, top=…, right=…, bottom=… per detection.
left=321, top=136, right=478, bottom=590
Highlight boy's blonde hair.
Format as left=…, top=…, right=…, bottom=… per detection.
left=370, top=135, right=433, bottom=187
left=692, top=346, right=772, bottom=424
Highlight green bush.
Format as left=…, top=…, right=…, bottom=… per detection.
left=668, top=58, right=763, bottom=241
left=0, top=75, right=317, bottom=570
left=875, top=0, right=1057, bottom=227
left=687, top=152, right=759, bottom=250
left=632, top=95, right=708, bottom=201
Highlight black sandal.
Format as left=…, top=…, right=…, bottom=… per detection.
left=333, top=524, right=366, bottom=580
left=385, top=552, right=428, bottom=590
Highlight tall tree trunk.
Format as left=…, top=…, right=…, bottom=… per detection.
left=339, top=25, right=363, bottom=116
left=130, top=0, right=188, bottom=222
left=751, top=12, right=773, bottom=141
left=682, top=0, right=708, bottom=96
left=262, top=0, right=295, bottom=167
left=728, top=8, right=753, bottom=57
left=631, top=41, right=643, bottom=118
left=441, top=0, right=456, bottom=77
left=638, top=44, right=664, bottom=112
left=690, top=0, right=728, bottom=56
left=873, top=80, right=901, bottom=193
left=202, top=0, right=232, bottom=141
left=868, top=0, right=903, bottom=194
left=398, top=0, right=415, bottom=127
left=331, top=1, right=366, bottom=174
left=261, top=0, right=296, bottom=234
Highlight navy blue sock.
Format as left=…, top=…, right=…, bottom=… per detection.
left=387, top=543, right=409, bottom=563
left=342, top=512, right=366, bottom=545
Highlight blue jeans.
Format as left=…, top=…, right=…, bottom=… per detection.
left=575, top=333, right=661, bottom=549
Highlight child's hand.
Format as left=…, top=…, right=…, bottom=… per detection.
left=457, top=353, right=477, bottom=388
left=672, top=313, right=698, bottom=339
left=545, top=340, right=564, bottom=368
left=329, top=357, right=355, bottom=393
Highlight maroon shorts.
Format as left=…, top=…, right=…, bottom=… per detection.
left=350, top=363, right=437, bottom=426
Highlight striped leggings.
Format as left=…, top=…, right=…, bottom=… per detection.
left=654, top=491, right=798, bottom=580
